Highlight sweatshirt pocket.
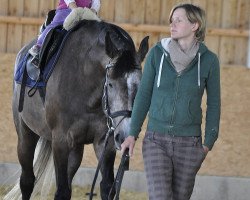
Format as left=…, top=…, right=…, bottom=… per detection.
left=175, top=99, right=193, bottom=125
left=149, top=95, right=173, bottom=122
left=175, top=98, right=202, bottom=125
left=189, top=99, right=202, bottom=124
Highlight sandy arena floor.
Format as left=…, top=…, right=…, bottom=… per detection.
left=1, top=53, right=250, bottom=179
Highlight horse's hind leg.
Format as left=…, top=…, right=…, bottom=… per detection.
left=17, top=120, right=39, bottom=199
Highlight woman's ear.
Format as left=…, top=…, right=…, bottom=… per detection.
left=192, top=22, right=199, bottom=32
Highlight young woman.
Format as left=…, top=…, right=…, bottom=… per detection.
left=121, top=3, right=221, bottom=200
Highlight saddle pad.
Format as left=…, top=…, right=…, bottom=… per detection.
left=14, top=26, right=75, bottom=88
left=14, top=52, right=59, bottom=88
left=14, top=20, right=91, bottom=88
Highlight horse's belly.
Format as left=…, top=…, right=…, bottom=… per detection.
left=16, top=86, right=52, bottom=140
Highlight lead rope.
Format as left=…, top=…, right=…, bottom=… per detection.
left=108, top=149, right=129, bottom=200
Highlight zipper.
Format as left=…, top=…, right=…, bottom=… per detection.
left=170, top=74, right=180, bottom=127
left=164, top=51, right=201, bottom=129
left=165, top=54, right=180, bottom=127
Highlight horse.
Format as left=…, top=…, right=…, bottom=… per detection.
left=6, top=19, right=149, bottom=200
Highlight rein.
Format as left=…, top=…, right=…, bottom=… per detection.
left=88, top=60, right=131, bottom=200
left=108, top=149, right=130, bottom=200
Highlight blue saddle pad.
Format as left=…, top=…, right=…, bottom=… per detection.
left=14, top=51, right=59, bottom=88
left=14, top=27, right=74, bottom=88
left=14, top=20, right=89, bottom=88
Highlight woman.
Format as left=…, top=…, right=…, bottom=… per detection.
left=121, top=3, right=221, bottom=200
left=29, top=0, right=101, bottom=65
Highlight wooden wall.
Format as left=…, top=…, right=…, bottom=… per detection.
left=0, top=0, right=249, bottom=66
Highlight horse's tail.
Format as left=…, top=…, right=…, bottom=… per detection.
left=3, top=138, right=55, bottom=200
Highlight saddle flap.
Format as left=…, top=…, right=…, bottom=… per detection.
left=39, top=26, right=66, bottom=69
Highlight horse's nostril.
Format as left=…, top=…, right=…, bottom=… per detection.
left=115, top=133, right=121, bottom=143
left=114, top=133, right=125, bottom=150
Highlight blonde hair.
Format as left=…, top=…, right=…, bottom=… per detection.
left=169, top=3, right=206, bottom=41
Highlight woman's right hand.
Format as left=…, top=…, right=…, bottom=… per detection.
left=121, top=136, right=136, bottom=157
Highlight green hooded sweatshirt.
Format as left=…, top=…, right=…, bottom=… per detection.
left=129, top=38, right=221, bottom=150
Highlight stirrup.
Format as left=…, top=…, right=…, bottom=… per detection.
left=30, top=55, right=40, bottom=68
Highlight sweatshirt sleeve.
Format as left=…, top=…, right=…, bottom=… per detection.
left=91, top=0, right=101, bottom=12
left=204, top=54, right=221, bottom=150
left=129, top=47, right=156, bottom=138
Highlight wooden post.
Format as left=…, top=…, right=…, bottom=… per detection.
left=247, top=16, right=250, bottom=68
left=0, top=0, right=8, bottom=52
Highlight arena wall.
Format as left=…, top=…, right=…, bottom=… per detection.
left=0, top=0, right=249, bottom=66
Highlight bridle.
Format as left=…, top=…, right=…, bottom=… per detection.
left=88, top=59, right=133, bottom=200
left=102, top=60, right=132, bottom=131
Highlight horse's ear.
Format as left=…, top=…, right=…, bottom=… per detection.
left=105, top=32, right=119, bottom=58
left=137, top=36, right=149, bottom=63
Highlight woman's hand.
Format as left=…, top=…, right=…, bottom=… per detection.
left=203, top=145, right=209, bottom=155
left=121, top=136, right=136, bottom=157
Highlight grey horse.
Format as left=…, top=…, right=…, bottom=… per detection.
left=8, top=20, right=149, bottom=200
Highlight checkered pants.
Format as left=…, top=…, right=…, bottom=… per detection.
left=142, top=131, right=206, bottom=200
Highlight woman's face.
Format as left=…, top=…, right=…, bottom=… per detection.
left=170, top=8, right=197, bottom=41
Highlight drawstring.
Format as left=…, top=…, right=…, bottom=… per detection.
left=157, top=52, right=201, bottom=88
left=157, top=53, right=166, bottom=88
left=198, top=52, right=201, bottom=88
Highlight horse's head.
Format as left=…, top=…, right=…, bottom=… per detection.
left=102, top=26, right=149, bottom=149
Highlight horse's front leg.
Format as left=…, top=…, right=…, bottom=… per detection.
left=101, top=149, right=116, bottom=200
left=67, top=145, right=84, bottom=185
left=94, top=141, right=116, bottom=200
left=52, top=138, right=71, bottom=200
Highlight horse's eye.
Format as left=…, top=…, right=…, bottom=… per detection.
left=108, top=83, right=113, bottom=88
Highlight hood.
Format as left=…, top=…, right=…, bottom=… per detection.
left=155, top=38, right=208, bottom=88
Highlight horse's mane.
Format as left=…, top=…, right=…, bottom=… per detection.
left=75, top=20, right=139, bottom=78
left=105, top=23, right=138, bottom=79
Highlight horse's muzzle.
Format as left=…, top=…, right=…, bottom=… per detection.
left=114, top=132, right=126, bottom=150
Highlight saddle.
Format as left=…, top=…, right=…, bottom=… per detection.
left=27, top=9, right=66, bottom=81
left=17, top=10, right=67, bottom=112
left=16, top=14, right=96, bottom=112
left=40, top=9, right=56, bottom=33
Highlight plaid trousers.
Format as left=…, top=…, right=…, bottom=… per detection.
left=142, top=131, right=206, bottom=200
